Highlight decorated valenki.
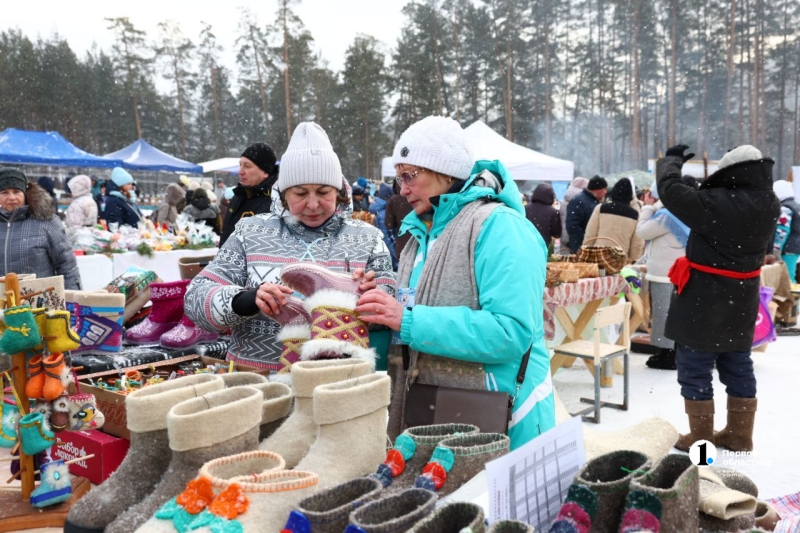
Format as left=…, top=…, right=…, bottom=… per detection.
left=284, top=477, right=384, bottom=533
left=0, top=399, right=20, bottom=448
left=125, top=279, right=189, bottom=344
left=345, top=489, right=438, bottom=533
left=488, top=521, right=535, bottom=533
left=18, top=411, right=55, bottom=455
left=272, top=295, right=312, bottom=379
left=67, top=392, right=105, bottom=431
left=618, top=454, right=699, bottom=533
left=41, top=352, right=68, bottom=401
left=65, top=374, right=224, bottom=533
left=106, top=386, right=264, bottom=533
left=406, top=502, right=485, bottom=533
left=295, top=374, right=391, bottom=490
left=30, top=459, right=72, bottom=508
left=259, top=359, right=372, bottom=468
left=25, top=354, right=46, bottom=399
left=0, top=304, right=42, bottom=354
left=548, top=450, right=652, bottom=533
left=414, top=433, right=510, bottom=497
left=372, top=423, right=479, bottom=492
left=44, top=310, right=82, bottom=352
left=66, top=290, right=126, bottom=353
left=137, top=450, right=285, bottom=533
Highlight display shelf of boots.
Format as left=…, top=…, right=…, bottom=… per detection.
left=0, top=475, right=90, bottom=532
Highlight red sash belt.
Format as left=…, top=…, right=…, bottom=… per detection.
left=668, top=257, right=761, bottom=295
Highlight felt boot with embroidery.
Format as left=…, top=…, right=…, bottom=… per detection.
left=273, top=296, right=312, bottom=379
left=106, top=386, right=263, bottom=533
left=250, top=381, right=293, bottom=440
left=406, top=502, right=485, bottom=533
left=259, top=359, right=372, bottom=468
left=0, top=305, right=42, bottom=354
left=714, top=396, right=757, bottom=452
left=64, top=374, right=223, bottom=533
left=159, top=316, right=219, bottom=350
left=44, top=310, right=81, bottom=353
left=125, top=280, right=189, bottom=344
left=300, top=289, right=376, bottom=366
left=42, top=352, right=67, bottom=401
left=414, top=433, right=510, bottom=497
left=488, top=520, right=535, bottom=533
left=619, top=453, right=699, bottom=533
left=284, top=477, right=384, bottom=533
left=30, top=459, right=72, bottom=508
left=345, top=488, right=438, bottom=533
left=67, top=393, right=105, bottom=431
left=373, top=424, right=480, bottom=493
left=50, top=396, right=70, bottom=432
left=0, top=401, right=20, bottom=447
left=295, top=374, right=390, bottom=490
left=548, top=450, right=652, bottom=533
left=281, top=262, right=363, bottom=297
left=189, top=470, right=319, bottom=533
left=675, top=398, right=715, bottom=452
left=25, top=354, right=45, bottom=399
left=18, top=411, right=55, bottom=455
left=137, top=449, right=286, bottom=533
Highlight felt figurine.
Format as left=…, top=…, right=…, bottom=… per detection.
left=25, top=354, right=46, bottom=399
left=0, top=304, right=42, bottom=354
left=19, top=411, right=56, bottom=455
left=67, top=393, right=105, bottom=431
left=42, top=352, right=68, bottom=401
left=30, top=459, right=72, bottom=508
left=50, top=396, right=70, bottom=433
left=44, top=311, right=82, bottom=353
left=0, top=401, right=20, bottom=447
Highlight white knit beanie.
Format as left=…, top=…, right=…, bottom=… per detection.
left=718, top=145, right=764, bottom=170
left=278, top=122, right=342, bottom=192
left=392, top=116, right=474, bottom=180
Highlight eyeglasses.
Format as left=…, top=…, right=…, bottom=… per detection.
left=395, top=168, right=427, bottom=187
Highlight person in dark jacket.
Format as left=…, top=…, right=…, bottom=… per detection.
left=101, top=167, right=143, bottom=228
left=219, top=142, right=278, bottom=246
left=565, top=176, right=607, bottom=252
left=0, top=167, right=81, bottom=289
left=183, top=188, right=222, bottom=234
left=151, top=183, right=185, bottom=228
left=525, top=183, right=561, bottom=245
left=370, top=183, right=395, bottom=259
left=658, top=144, right=779, bottom=454
left=385, top=180, right=413, bottom=266
left=771, top=180, right=800, bottom=282
left=351, top=186, right=370, bottom=212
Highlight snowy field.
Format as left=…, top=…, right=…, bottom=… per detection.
left=554, top=333, right=800, bottom=499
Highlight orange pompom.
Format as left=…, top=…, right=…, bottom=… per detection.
left=176, top=477, right=215, bottom=515
left=209, top=483, right=249, bottom=520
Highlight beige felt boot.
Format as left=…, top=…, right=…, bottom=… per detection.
left=259, top=359, right=372, bottom=467
left=250, top=381, right=293, bottom=440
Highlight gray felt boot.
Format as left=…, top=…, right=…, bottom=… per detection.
left=346, top=488, right=438, bottom=533
left=488, top=521, right=535, bottom=533
left=285, top=477, right=384, bottom=533
left=406, top=501, right=485, bottom=533
left=250, top=381, right=293, bottom=440
left=105, top=386, right=263, bottom=533
left=63, top=374, right=224, bottom=533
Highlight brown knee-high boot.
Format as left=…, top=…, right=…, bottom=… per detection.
left=675, top=399, right=715, bottom=452
left=714, top=396, right=757, bottom=452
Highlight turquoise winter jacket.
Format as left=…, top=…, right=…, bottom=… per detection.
left=398, top=160, right=556, bottom=450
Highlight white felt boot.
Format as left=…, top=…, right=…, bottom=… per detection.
left=249, top=381, right=293, bottom=440
left=295, top=373, right=390, bottom=490
left=259, top=359, right=372, bottom=467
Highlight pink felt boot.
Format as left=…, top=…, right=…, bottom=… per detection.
left=159, top=315, right=219, bottom=349
left=125, top=280, right=189, bottom=344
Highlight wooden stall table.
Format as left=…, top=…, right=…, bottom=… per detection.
left=760, top=263, right=795, bottom=327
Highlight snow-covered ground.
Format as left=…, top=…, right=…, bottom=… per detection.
left=553, top=333, right=800, bottom=499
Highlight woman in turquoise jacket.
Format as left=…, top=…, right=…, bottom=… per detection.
left=356, top=116, right=555, bottom=450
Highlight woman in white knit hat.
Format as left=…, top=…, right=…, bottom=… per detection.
left=185, top=122, right=396, bottom=372
left=354, top=116, right=556, bottom=450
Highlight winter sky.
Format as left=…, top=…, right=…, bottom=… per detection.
left=3, top=0, right=409, bottom=88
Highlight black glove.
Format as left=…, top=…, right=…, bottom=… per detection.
left=665, top=144, right=695, bottom=162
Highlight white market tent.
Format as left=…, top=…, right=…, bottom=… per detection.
left=381, top=157, right=395, bottom=178
left=464, top=121, right=574, bottom=183
left=200, top=157, right=240, bottom=174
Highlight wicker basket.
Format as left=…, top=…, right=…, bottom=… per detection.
left=549, top=254, right=578, bottom=263
left=571, top=262, right=600, bottom=278
left=545, top=267, right=562, bottom=287
left=558, top=268, right=580, bottom=283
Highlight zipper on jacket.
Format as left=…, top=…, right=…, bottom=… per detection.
left=4, top=209, right=17, bottom=276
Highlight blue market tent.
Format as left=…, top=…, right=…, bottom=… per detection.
left=0, top=128, right=122, bottom=168
left=104, top=139, right=202, bottom=173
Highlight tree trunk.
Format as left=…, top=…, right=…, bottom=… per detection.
left=452, top=8, right=461, bottom=122
left=738, top=0, right=745, bottom=146
left=668, top=0, right=678, bottom=146
left=776, top=0, right=789, bottom=179
left=122, top=35, right=142, bottom=139
left=544, top=0, right=552, bottom=151
left=363, top=107, right=371, bottom=178
left=750, top=0, right=759, bottom=144
left=632, top=0, right=641, bottom=166
left=561, top=0, right=572, bottom=140
left=283, top=0, right=292, bottom=141
left=171, top=52, right=187, bottom=159
left=794, top=68, right=800, bottom=163
left=724, top=0, right=737, bottom=151
left=597, top=0, right=606, bottom=172
left=250, top=25, right=270, bottom=137
left=698, top=3, right=709, bottom=156
left=211, top=66, right=222, bottom=158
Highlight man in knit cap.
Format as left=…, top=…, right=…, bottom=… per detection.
left=219, top=142, right=279, bottom=246
left=565, top=175, right=607, bottom=252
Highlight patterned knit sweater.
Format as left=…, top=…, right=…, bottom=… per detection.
left=184, top=212, right=396, bottom=369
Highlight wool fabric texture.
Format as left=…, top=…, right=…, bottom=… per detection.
left=718, top=145, right=764, bottom=169
left=587, top=176, right=608, bottom=191
left=698, top=478, right=757, bottom=520
left=702, top=467, right=759, bottom=498
left=249, top=381, right=293, bottom=440
left=421, top=433, right=510, bottom=497
left=125, top=374, right=224, bottom=433
left=291, top=477, right=384, bottom=533
left=111, top=167, right=134, bottom=187
left=241, top=142, right=278, bottom=174
left=391, top=116, right=474, bottom=180
left=406, top=502, right=485, bottom=533
left=348, top=488, right=438, bottom=533
left=0, top=166, right=27, bottom=191
left=278, top=122, right=342, bottom=191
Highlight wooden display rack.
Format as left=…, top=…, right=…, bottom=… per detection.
left=0, top=273, right=91, bottom=531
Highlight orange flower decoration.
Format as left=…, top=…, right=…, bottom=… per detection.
left=209, top=483, right=249, bottom=520
left=176, top=477, right=215, bottom=515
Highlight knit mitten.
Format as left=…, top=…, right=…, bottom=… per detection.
left=30, top=459, right=72, bottom=508
left=0, top=401, right=20, bottom=448
left=42, top=352, right=67, bottom=401
left=189, top=470, right=319, bottom=533
left=345, top=488, right=438, bottom=533
left=272, top=295, right=312, bottom=378
left=295, top=374, right=389, bottom=490
left=259, top=359, right=372, bottom=468
left=488, top=520, right=535, bottom=533
left=249, top=381, right=293, bottom=441
left=19, top=411, right=55, bottom=455
left=301, top=289, right=376, bottom=365
left=406, top=502, right=485, bottom=533
left=43, top=310, right=81, bottom=353
left=0, top=305, right=42, bottom=354
left=125, top=279, right=188, bottom=344
left=414, top=433, right=510, bottom=497
left=67, top=392, right=105, bottom=431
left=50, top=395, right=70, bottom=432
left=619, top=454, right=699, bottom=533
left=105, top=386, right=264, bottom=533
left=25, top=354, right=45, bottom=399
left=137, top=451, right=286, bottom=533
left=284, top=477, right=384, bottom=533
left=548, top=450, right=651, bottom=533
left=64, top=374, right=224, bottom=532
left=699, top=478, right=757, bottom=521
left=373, top=424, right=480, bottom=492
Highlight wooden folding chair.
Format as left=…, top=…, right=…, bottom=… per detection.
left=551, top=302, right=632, bottom=423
